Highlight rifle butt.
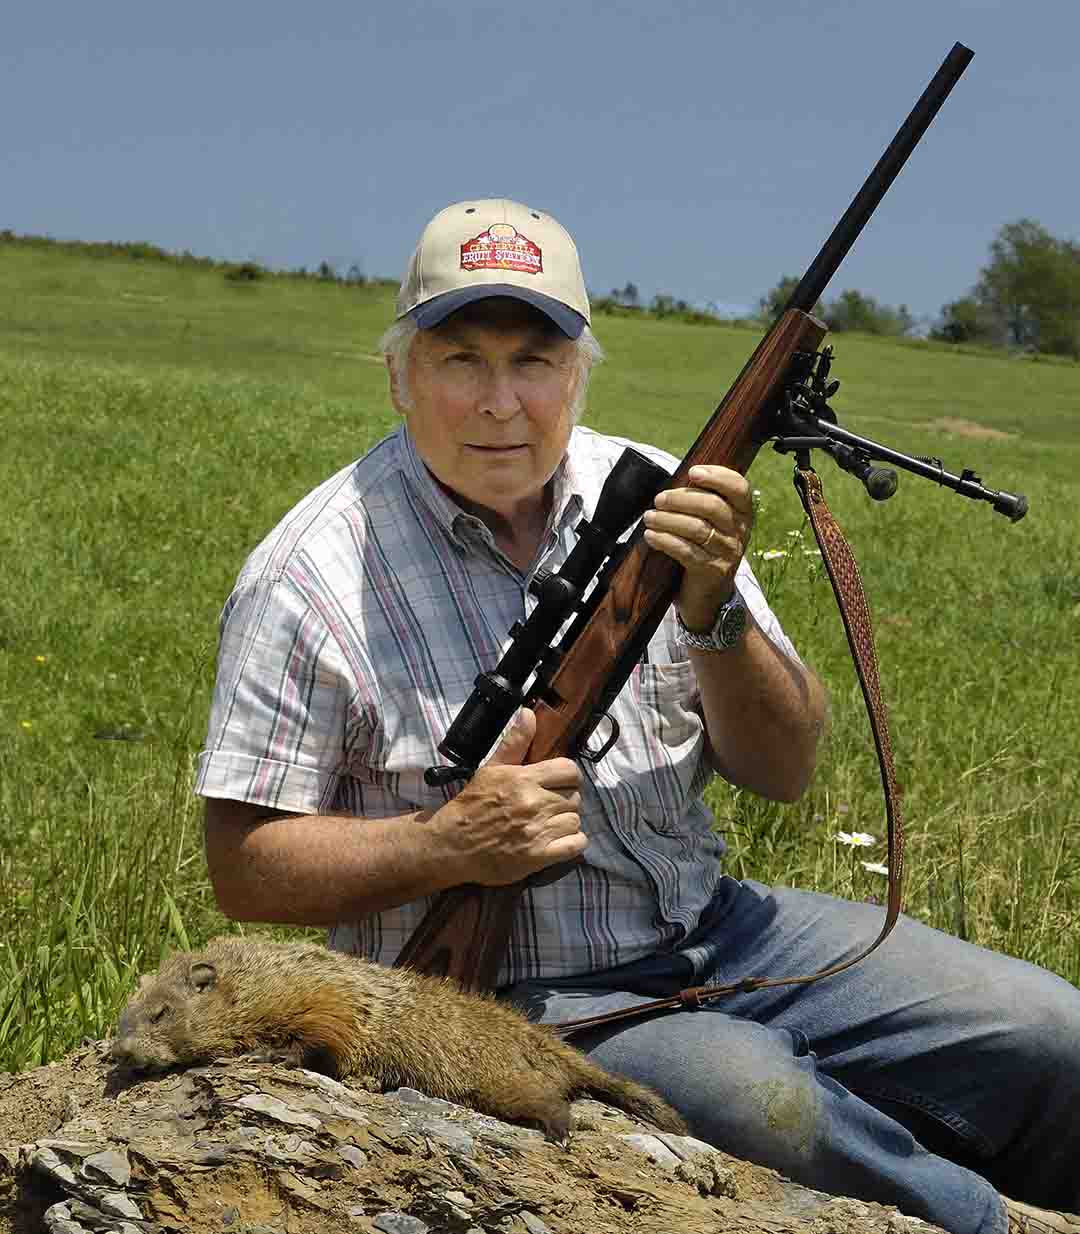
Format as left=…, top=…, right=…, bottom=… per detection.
left=392, top=881, right=524, bottom=990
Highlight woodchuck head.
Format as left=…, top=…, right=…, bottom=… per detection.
left=110, top=937, right=368, bottom=1075
left=110, top=943, right=254, bottom=1072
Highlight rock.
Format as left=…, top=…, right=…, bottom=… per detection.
left=337, top=1144, right=369, bottom=1170
left=81, top=1148, right=131, bottom=1188
left=231, top=1092, right=323, bottom=1130
left=373, top=1213, right=429, bottom=1234
left=521, top=1213, right=554, bottom=1234
left=617, top=1132, right=683, bottom=1169
left=0, top=1044, right=947, bottom=1234
left=673, top=1152, right=740, bottom=1199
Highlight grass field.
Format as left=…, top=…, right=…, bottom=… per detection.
left=2, top=240, right=1078, bottom=1073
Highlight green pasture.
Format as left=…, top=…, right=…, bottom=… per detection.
left=1, top=241, right=1078, bottom=1073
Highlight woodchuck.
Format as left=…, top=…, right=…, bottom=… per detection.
left=110, top=936, right=688, bottom=1142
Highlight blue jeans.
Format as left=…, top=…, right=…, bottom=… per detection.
left=501, top=878, right=1080, bottom=1234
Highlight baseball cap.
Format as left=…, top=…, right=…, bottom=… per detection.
left=395, top=199, right=590, bottom=339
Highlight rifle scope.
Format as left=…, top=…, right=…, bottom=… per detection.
left=425, top=447, right=671, bottom=786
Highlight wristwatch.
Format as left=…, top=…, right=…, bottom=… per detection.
left=675, top=591, right=749, bottom=652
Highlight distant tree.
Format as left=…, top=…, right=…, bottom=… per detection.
left=346, top=263, right=366, bottom=285
left=650, top=293, right=689, bottom=317
left=930, top=296, right=997, bottom=345
left=823, top=289, right=913, bottom=336
left=609, top=281, right=640, bottom=308
left=317, top=260, right=336, bottom=281
left=224, top=261, right=262, bottom=284
left=758, top=276, right=823, bottom=324
left=974, top=219, right=1080, bottom=357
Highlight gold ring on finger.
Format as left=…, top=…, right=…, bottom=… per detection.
left=703, top=526, right=719, bottom=554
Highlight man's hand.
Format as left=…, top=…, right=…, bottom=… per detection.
left=642, top=464, right=754, bottom=630
left=431, top=708, right=586, bottom=886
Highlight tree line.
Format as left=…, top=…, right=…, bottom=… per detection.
left=598, top=219, right=1078, bottom=360
left=758, top=219, right=1079, bottom=359
left=0, top=230, right=395, bottom=292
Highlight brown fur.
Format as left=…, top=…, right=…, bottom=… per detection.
left=111, top=936, right=688, bottom=1141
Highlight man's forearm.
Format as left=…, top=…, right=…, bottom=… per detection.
left=691, top=618, right=828, bottom=802
left=204, top=805, right=463, bottom=926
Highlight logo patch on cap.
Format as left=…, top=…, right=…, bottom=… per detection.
left=460, top=224, right=543, bottom=276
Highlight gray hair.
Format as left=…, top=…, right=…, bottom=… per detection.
left=379, top=315, right=604, bottom=423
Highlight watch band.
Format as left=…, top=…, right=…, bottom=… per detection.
left=675, top=590, right=748, bottom=652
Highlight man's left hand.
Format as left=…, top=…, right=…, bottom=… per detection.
left=642, top=464, right=754, bottom=631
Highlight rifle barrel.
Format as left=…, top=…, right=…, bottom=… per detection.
left=789, top=42, right=974, bottom=314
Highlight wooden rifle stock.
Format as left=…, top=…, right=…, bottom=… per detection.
left=394, top=42, right=975, bottom=991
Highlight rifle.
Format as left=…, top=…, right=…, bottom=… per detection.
left=394, top=42, right=1028, bottom=997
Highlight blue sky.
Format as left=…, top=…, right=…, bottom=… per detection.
left=3, top=0, right=1076, bottom=323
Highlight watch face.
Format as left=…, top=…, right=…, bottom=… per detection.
left=718, top=601, right=748, bottom=646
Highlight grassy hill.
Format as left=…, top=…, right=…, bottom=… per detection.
left=2, top=238, right=1078, bottom=1070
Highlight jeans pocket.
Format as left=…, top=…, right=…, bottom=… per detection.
left=787, top=1026, right=812, bottom=1058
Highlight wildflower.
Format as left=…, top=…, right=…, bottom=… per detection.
left=760, top=549, right=788, bottom=561
left=802, top=548, right=821, bottom=557
left=835, top=831, right=876, bottom=847
left=861, top=861, right=890, bottom=876
left=20, top=720, right=33, bottom=730
left=35, top=655, right=48, bottom=663
left=786, top=529, right=804, bottom=540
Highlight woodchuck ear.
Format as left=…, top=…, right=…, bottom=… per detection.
left=190, top=962, right=218, bottom=992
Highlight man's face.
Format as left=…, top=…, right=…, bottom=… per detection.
left=391, top=299, right=580, bottom=520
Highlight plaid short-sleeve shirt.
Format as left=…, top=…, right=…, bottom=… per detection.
left=196, top=424, right=802, bottom=984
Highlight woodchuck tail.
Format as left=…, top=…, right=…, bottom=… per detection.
left=575, top=1060, right=689, bottom=1135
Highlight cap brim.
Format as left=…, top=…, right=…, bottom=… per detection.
left=409, top=284, right=586, bottom=339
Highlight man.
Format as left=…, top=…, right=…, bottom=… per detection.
left=198, top=199, right=1080, bottom=1234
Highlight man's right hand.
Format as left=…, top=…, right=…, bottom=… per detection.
left=431, top=708, right=586, bottom=886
